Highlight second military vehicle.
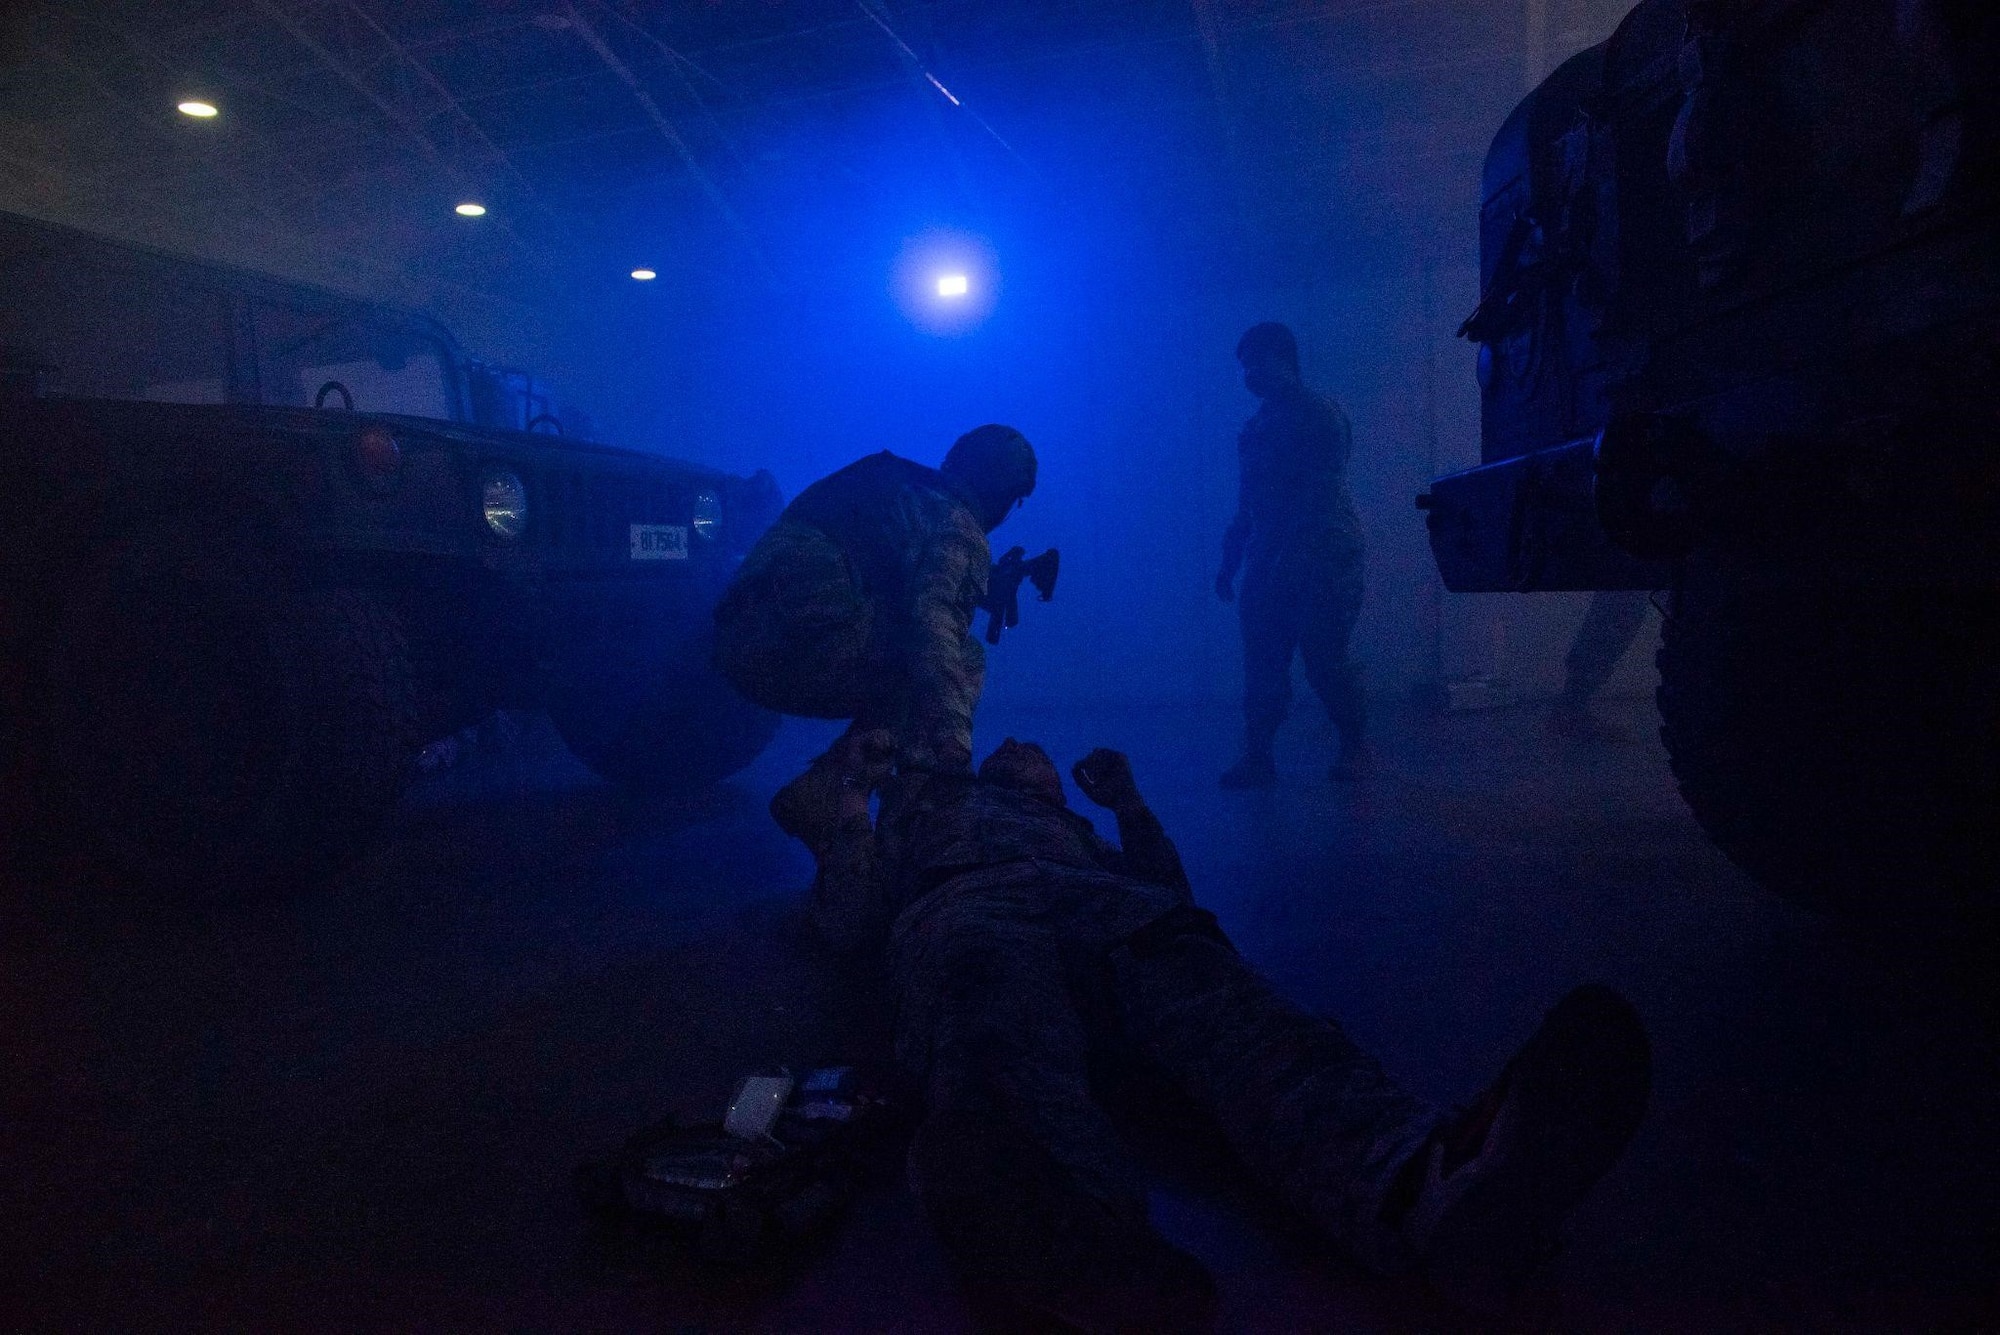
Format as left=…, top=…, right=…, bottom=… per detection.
left=1422, top=0, right=1997, bottom=929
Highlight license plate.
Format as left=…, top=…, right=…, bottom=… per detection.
left=630, top=524, right=689, bottom=560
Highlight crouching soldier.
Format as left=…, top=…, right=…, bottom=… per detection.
left=774, top=732, right=1654, bottom=1332
left=713, top=426, right=1037, bottom=789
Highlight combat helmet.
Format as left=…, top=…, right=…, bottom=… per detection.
left=942, top=424, right=1037, bottom=530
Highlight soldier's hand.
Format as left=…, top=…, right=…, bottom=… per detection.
left=1072, top=748, right=1141, bottom=812
left=1214, top=571, right=1235, bottom=603
left=833, top=728, right=898, bottom=793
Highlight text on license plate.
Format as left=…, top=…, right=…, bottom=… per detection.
left=630, top=524, right=689, bottom=560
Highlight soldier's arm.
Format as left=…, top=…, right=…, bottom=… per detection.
left=1110, top=801, right=1193, bottom=900
left=1072, top=749, right=1193, bottom=898
left=783, top=733, right=899, bottom=952
left=893, top=490, right=990, bottom=771
left=805, top=791, right=894, bottom=954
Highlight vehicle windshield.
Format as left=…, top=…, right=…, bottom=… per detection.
left=0, top=237, right=457, bottom=420
left=253, top=302, right=455, bottom=419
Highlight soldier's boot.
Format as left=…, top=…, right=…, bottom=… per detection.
left=770, top=726, right=894, bottom=845
left=1383, top=984, right=1651, bottom=1315
left=910, top=1105, right=1218, bottom=1335
left=770, top=771, right=838, bottom=846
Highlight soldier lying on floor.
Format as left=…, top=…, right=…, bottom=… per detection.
left=772, top=731, right=1653, bottom=1332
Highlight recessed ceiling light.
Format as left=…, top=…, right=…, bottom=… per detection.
left=455, top=202, right=487, bottom=217
left=937, top=273, right=970, bottom=298
left=177, top=100, right=218, bottom=118
left=630, top=269, right=657, bottom=281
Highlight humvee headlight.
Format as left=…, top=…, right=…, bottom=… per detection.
left=481, top=469, right=528, bottom=540
left=692, top=489, right=722, bottom=542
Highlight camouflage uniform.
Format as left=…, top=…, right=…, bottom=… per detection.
left=714, top=452, right=990, bottom=772
left=1222, top=387, right=1370, bottom=757
left=809, top=775, right=1439, bottom=1299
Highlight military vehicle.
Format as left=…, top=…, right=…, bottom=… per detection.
left=0, top=212, right=781, bottom=885
left=1421, top=0, right=1996, bottom=928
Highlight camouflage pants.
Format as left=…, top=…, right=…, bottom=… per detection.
left=1238, top=547, right=1368, bottom=753
left=1561, top=590, right=1652, bottom=705
left=891, top=862, right=1436, bottom=1293
left=713, top=520, right=984, bottom=761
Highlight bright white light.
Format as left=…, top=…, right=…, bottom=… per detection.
left=630, top=268, right=657, bottom=281
left=177, top=100, right=218, bottom=118
left=895, top=230, right=996, bottom=335
left=454, top=202, right=487, bottom=217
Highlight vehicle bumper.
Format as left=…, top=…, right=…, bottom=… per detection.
left=1420, top=436, right=1677, bottom=593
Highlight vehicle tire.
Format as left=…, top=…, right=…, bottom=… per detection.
left=1656, top=580, right=1998, bottom=929
left=27, top=552, right=418, bottom=887
left=547, top=622, right=780, bottom=793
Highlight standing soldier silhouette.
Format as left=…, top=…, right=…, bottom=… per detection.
left=1216, top=323, right=1373, bottom=786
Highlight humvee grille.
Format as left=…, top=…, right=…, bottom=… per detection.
left=541, top=467, right=687, bottom=556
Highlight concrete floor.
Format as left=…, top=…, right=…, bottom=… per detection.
left=2, top=695, right=1995, bottom=1332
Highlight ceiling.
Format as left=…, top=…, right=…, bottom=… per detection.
left=0, top=1, right=1624, bottom=321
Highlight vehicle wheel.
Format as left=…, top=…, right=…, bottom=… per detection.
left=1656, top=581, right=1998, bottom=929
left=28, top=553, right=418, bottom=887
left=547, top=623, right=780, bottom=793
